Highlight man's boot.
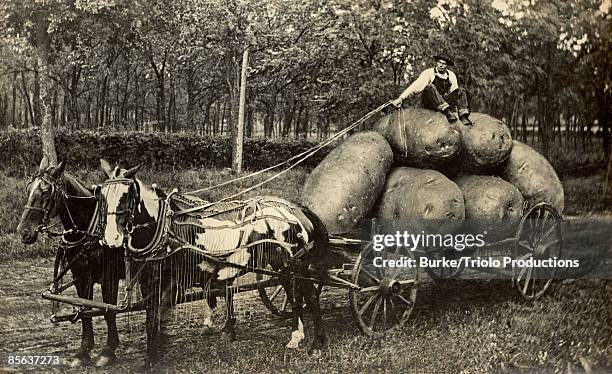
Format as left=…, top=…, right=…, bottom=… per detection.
left=460, top=113, right=472, bottom=126
left=444, top=108, right=458, bottom=123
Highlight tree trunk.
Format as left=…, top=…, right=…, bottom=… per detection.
left=20, top=71, right=34, bottom=128
left=245, top=104, right=253, bottom=138
left=150, top=52, right=167, bottom=132
left=35, top=14, right=58, bottom=164
left=264, top=96, right=276, bottom=138
left=282, top=101, right=293, bottom=138
left=33, top=61, right=42, bottom=127
left=232, top=46, right=249, bottom=173
left=11, top=71, right=17, bottom=127
left=186, top=69, right=195, bottom=132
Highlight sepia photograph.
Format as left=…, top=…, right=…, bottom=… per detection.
left=0, top=0, right=610, bottom=372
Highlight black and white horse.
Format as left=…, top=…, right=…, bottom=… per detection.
left=98, top=161, right=345, bottom=368
left=16, top=157, right=124, bottom=367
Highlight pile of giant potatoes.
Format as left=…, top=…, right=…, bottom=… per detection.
left=301, top=108, right=564, bottom=236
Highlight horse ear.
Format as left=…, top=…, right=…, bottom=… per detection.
left=50, top=160, right=66, bottom=178
left=38, top=155, right=49, bottom=173
left=100, top=159, right=114, bottom=178
left=122, top=164, right=144, bottom=179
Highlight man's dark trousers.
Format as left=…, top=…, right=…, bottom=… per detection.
left=421, top=84, right=469, bottom=117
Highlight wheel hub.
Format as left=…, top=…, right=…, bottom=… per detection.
left=379, top=277, right=401, bottom=296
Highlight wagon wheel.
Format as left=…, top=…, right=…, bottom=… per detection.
left=423, top=247, right=465, bottom=280
left=514, top=203, right=562, bottom=301
left=256, top=272, right=292, bottom=318
left=349, top=242, right=418, bottom=337
left=256, top=273, right=323, bottom=318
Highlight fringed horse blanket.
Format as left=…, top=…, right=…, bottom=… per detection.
left=128, top=193, right=315, bottom=282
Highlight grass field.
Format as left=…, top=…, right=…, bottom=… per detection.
left=1, top=152, right=611, bottom=372
left=2, top=158, right=611, bottom=261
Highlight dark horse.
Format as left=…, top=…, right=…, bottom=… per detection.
left=98, top=161, right=346, bottom=368
left=16, top=157, right=124, bottom=367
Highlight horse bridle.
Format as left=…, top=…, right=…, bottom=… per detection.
left=24, top=172, right=66, bottom=234
left=100, top=178, right=141, bottom=237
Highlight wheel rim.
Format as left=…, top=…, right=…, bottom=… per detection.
left=350, top=243, right=418, bottom=337
left=256, top=272, right=292, bottom=318
left=514, top=203, right=562, bottom=301
left=424, top=247, right=465, bottom=280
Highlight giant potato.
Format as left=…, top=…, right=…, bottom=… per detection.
left=301, top=131, right=393, bottom=234
left=459, top=113, right=513, bottom=171
left=374, top=108, right=462, bottom=168
left=377, top=167, right=465, bottom=233
left=500, top=140, right=564, bottom=213
left=454, top=175, right=524, bottom=220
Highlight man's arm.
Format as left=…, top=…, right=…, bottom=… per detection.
left=448, top=70, right=459, bottom=92
left=391, top=68, right=434, bottom=107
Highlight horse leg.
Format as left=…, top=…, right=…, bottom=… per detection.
left=303, top=280, right=327, bottom=352
left=71, top=274, right=95, bottom=367
left=286, top=279, right=305, bottom=349
left=202, top=295, right=215, bottom=329
left=96, top=272, right=120, bottom=367
left=158, top=270, right=177, bottom=349
left=142, top=265, right=163, bottom=369
left=200, top=273, right=215, bottom=330
left=221, top=285, right=236, bottom=342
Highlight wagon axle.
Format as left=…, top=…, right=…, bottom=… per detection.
left=379, top=277, right=402, bottom=297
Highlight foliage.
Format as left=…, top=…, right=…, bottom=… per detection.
left=0, top=0, right=609, bottom=158
left=0, top=128, right=330, bottom=172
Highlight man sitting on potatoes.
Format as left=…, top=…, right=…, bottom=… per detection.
left=391, top=55, right=472, bottom=126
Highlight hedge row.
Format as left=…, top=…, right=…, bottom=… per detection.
left=0, top=129, right=334, bottom=172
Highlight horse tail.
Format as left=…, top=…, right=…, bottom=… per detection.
left=299, top=206, right=349, bottom=272
left=298, top=205, right=329, bottom=247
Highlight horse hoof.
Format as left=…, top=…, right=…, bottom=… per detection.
left=141, top=360, right=159, bottom=372
left=308, top=336, right=328, bottom=354
left=285, top=341, right=300, bottom=349
left=308, top=346, right=323, bottom=355
left=70, top=356, right=91, bottom=368
left=221, top=331, right=236, bottom=342
left=203, top=317, right=214, bottom=329
left=96, top=354, right=115, bottom=367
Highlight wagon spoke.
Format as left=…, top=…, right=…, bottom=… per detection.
left=361, top=268, right=381, bottom=284
left=516, top=261, right=528, bottom=283
left=529, top=268, right=538, bottom=297
left=518, top=240, right=534, bottom=252
left=540, top=210, right=551, bottom=238
left=397, top=294, right=413, bottom=307
left=540, top=222, right=560, bottom=244
left=359, top=293, right=379, bottom=316
left=389, top=297, right=398, bottom=323
left=369, top=297, right=383, bottom=329
left=389, top=245, right=402, bottom=277
left=382, top=298, right=387, bottom=331
left=269, top=285, right=283, bottom=302
left=381, top=247, right=388, bottom=277
left=521, top=266, right=533, bottom=295
left=358, top=285, right=382, bottom=294
left=538, top=239, right=560, bottom=255
left=281, top=294, right=288, bottom=312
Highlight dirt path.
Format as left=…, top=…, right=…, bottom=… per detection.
left=0, top=259, right=609, bottom=373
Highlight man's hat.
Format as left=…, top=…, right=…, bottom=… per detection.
left=433, top=55, right=454, bottom=66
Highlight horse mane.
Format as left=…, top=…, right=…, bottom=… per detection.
left=62, top=173, right=94, bottom=198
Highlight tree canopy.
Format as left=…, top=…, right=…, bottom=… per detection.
left=0, top=0, right=610, bottom=158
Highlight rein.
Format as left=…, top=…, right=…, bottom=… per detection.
left=25, top=172, right=101, bottom=239
left=101, top=178, right=167, bottom=257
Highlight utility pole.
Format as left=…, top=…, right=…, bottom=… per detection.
left=232, top=46, right=249, bottom=173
